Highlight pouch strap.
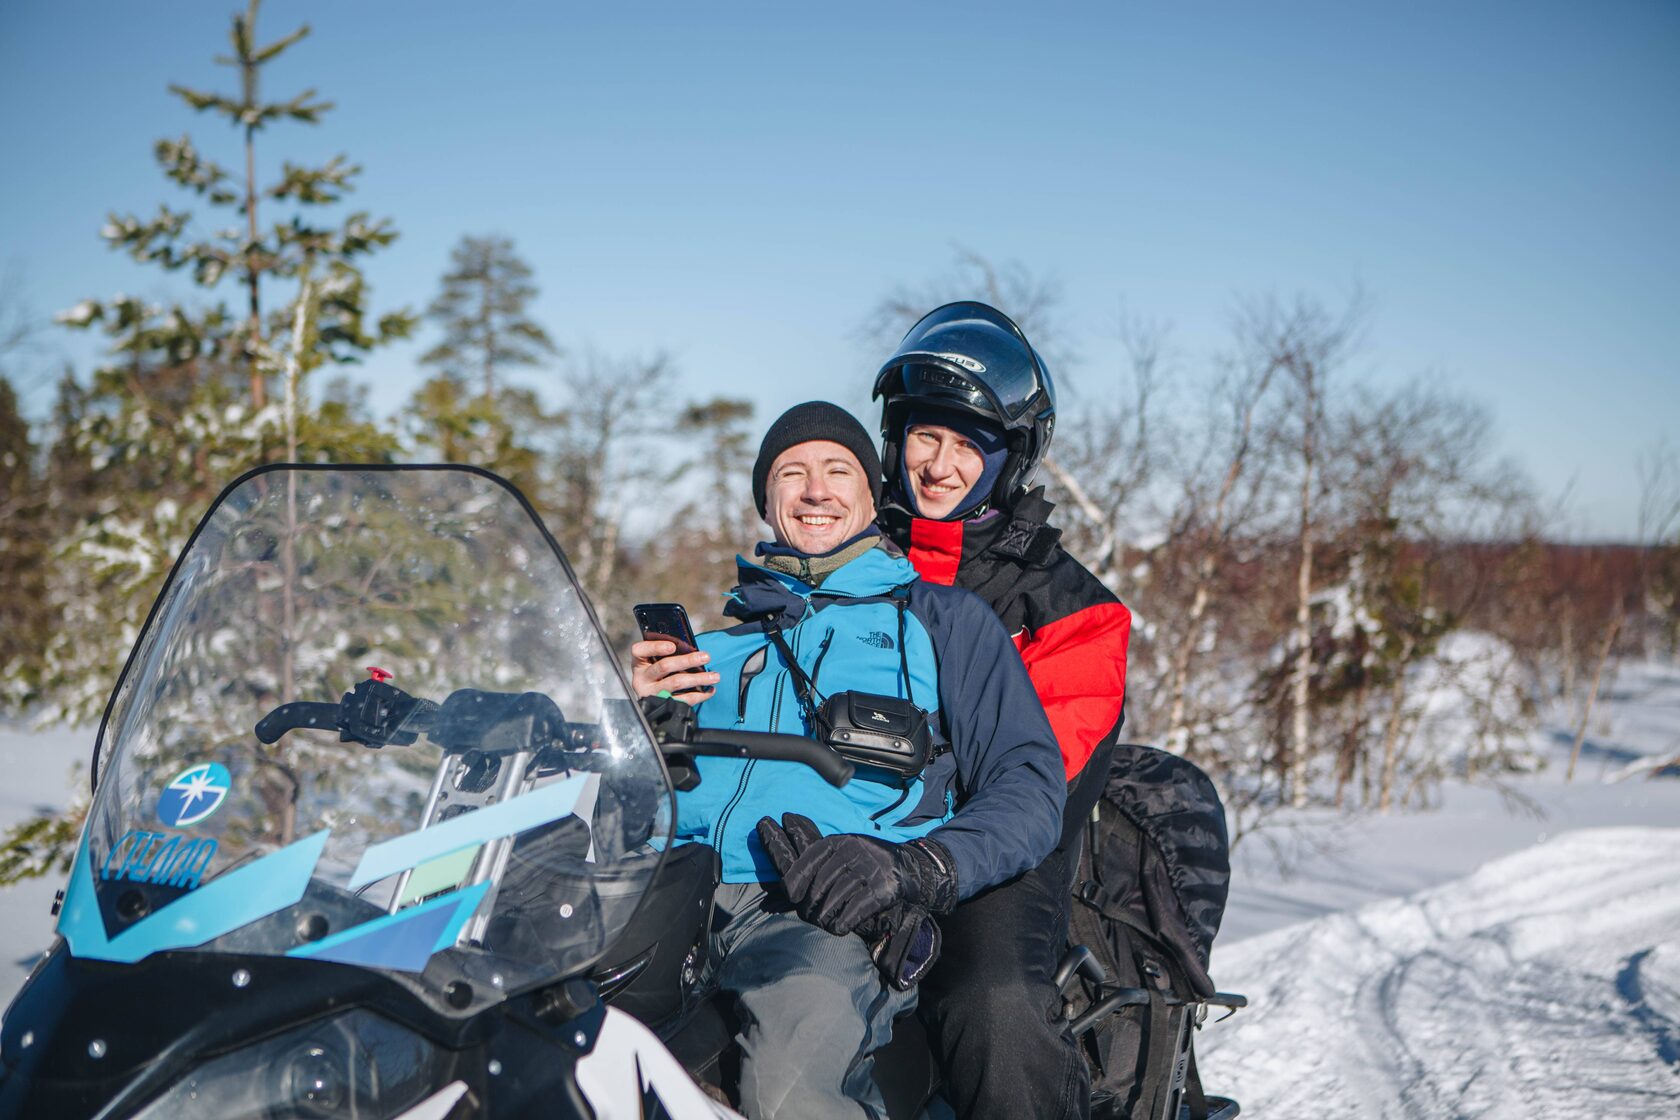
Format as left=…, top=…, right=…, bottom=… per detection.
left=763, top=583, right=919, bottom=718
left=889, top=583, right=914, bottom=705
left=763, top=624, right=824, bottom=725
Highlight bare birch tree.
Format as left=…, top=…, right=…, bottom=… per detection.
left=1236, top=296, right=1363, bottom=805
left=552, top=351, right=676, bottom=599
left=1041, top=313, right=1166, bottom=596
left=1158, top=353, right=1283, bottom=755
left=863, top=248, right=1067, bottom=367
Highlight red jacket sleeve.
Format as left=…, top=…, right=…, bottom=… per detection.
left=1013, top=600, right=1131, bottom=779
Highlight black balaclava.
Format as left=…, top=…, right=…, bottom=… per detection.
left=899, top=406, right=1009, bottom=520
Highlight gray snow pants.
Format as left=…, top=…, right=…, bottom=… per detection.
left=708, top=881, right=917, bottom=1120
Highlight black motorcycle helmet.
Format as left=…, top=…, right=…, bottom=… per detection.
left=873, top=300, right=1057, bottom=515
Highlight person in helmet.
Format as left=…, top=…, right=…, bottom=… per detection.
left=874, top=302, right=1134, bottom=1120
left=631, top=401, right=1067, bottom=1120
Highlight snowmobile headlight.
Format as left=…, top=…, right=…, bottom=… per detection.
left=129, top=1008, right=451, bottom=1120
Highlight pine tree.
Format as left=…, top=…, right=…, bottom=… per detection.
left=48, top=0, right=414, bottom=514
left=408, top=235, right=559, bottom=497
left=421, top=235, right=557, bottom=401
left=631, top=396, right=758, bottom=630
left=95, top=0, right=414, bottom=406
left=1, top=2, right=417, bottom=883
left=404, top=375, right=554, bottom=504
left=0, top=377, right=49, bottom=683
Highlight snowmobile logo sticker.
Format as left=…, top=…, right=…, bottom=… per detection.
left=156, top=762, right=231, bottom=828
left=935, top=351, right=986, bottom=373
left=100, top=829, right=217, bottom=890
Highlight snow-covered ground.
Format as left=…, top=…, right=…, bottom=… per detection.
left=1203, top=828, right=1680, bottom=1116
left=2, top=661, right=1677, bottom=1114
left=1200, top=659, right=1680, bottom=1114
left=0, top=722, right=82, bottom=987
left=1220, top=741, right=1680, bottom=945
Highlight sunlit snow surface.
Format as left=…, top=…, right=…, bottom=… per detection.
left=0, top=723, right=81, bottom=987
left=1201, top=828, right=1680, bottom=1117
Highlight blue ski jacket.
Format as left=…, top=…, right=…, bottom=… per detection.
left=674, top=545, right=1066, bottom=900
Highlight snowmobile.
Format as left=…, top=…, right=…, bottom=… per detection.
left=0, top=464, right=1242, bottom=1119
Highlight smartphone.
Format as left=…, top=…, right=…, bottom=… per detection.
left=633, top=603, right=705, bottom=695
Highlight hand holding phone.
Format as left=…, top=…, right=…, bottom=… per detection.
left=632, top=603, right=716, bottom=703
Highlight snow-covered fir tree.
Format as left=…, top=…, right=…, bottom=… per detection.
left=0, top=0, right=413, bottom=882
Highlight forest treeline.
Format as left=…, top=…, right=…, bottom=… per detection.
left=1, top=2, right=1677, bottom=881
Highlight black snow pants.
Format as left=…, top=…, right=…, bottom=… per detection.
left=917, top=760, right=1108, bottom=1120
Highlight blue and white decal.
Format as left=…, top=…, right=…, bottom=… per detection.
left=157, top=762, right=231, bottom=827
left=101, top=828, right=218, bottom=889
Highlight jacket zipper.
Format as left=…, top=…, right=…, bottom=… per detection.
left=713, top=630, right=793, bottom=854
left=711, top=759, right=757, bottom=856
left=808, top=629, right=836, bottom=694
left=869, top=781, right=913, bottom=823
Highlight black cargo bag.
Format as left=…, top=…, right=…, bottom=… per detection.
left=1067, top=743, right=1231, bottom=1120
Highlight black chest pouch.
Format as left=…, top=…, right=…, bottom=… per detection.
left=764, top=585, right=940, bottom=780
left=817, top=690, right=934, bottom=779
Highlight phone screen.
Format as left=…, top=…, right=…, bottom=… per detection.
left=634, top=603, right=698, bottom=655
left=635, top=603, right=704, bottom=696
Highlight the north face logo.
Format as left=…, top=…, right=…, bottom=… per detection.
left=858, top=631, right=895, bottom=649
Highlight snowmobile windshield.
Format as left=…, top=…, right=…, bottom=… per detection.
left=56, top=465, right=672, bottom=1017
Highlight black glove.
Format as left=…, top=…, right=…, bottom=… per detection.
left=755, top=813, right=959, bottom=936
left=757, top=814, right=946, bottom=989
left=861, top=903, right=943, bottom=991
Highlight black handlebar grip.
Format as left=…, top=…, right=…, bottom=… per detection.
left=255, top=701, right=341, bottom=744
left=689, top=729, right=855, bottom=787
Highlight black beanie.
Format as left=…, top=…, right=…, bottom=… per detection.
left=752, top=401, right=884, bottom=516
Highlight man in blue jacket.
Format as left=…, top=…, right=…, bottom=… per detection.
left=632, top=401, right=1065, bottom=1120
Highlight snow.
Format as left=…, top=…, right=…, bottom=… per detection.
left=2, top=663, right=1676, bottom=1114
left=1220, top=659, right=1680, bottom=943
left=1199, top=659, right=1680, bottom=1114
left=0, top=723, right=85, bottom=985
left=1219, top=759, right=1680, bottom=945
left=53, top=299, right=100, bottom=327
left=1199, top=829, right=1680, bottom=1116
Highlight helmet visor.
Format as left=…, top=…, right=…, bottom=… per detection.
left=874, top=302, right=1050, bottom=427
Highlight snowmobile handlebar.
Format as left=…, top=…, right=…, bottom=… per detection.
left=682, top=728, right=855, bottom=788
left=638, top=694, right=854, bottom=787
left=256, top=684, right=855, bottom=787
left=255, top=676, right=438, bottom=748
left=254, top=701, right=342, bottom=744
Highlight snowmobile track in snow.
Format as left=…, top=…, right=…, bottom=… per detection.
left=1614, top=948, right=1680, bottom=1068
left=1200, top=828, right=1680, bottom=1118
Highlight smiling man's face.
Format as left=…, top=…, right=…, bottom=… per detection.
left=902, top=422, right=987, bottom=519
left=764, top=440, right=876, bottom=554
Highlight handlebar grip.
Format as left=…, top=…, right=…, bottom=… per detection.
left=687, top=729, right=855, bottom=787
left=255, top=701, right=341, bottom=745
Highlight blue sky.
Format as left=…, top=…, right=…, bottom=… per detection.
left=2, top=1, right=1675, bottom=538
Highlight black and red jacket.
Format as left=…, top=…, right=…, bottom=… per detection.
left=880, top=487, right=1131, bottom=781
